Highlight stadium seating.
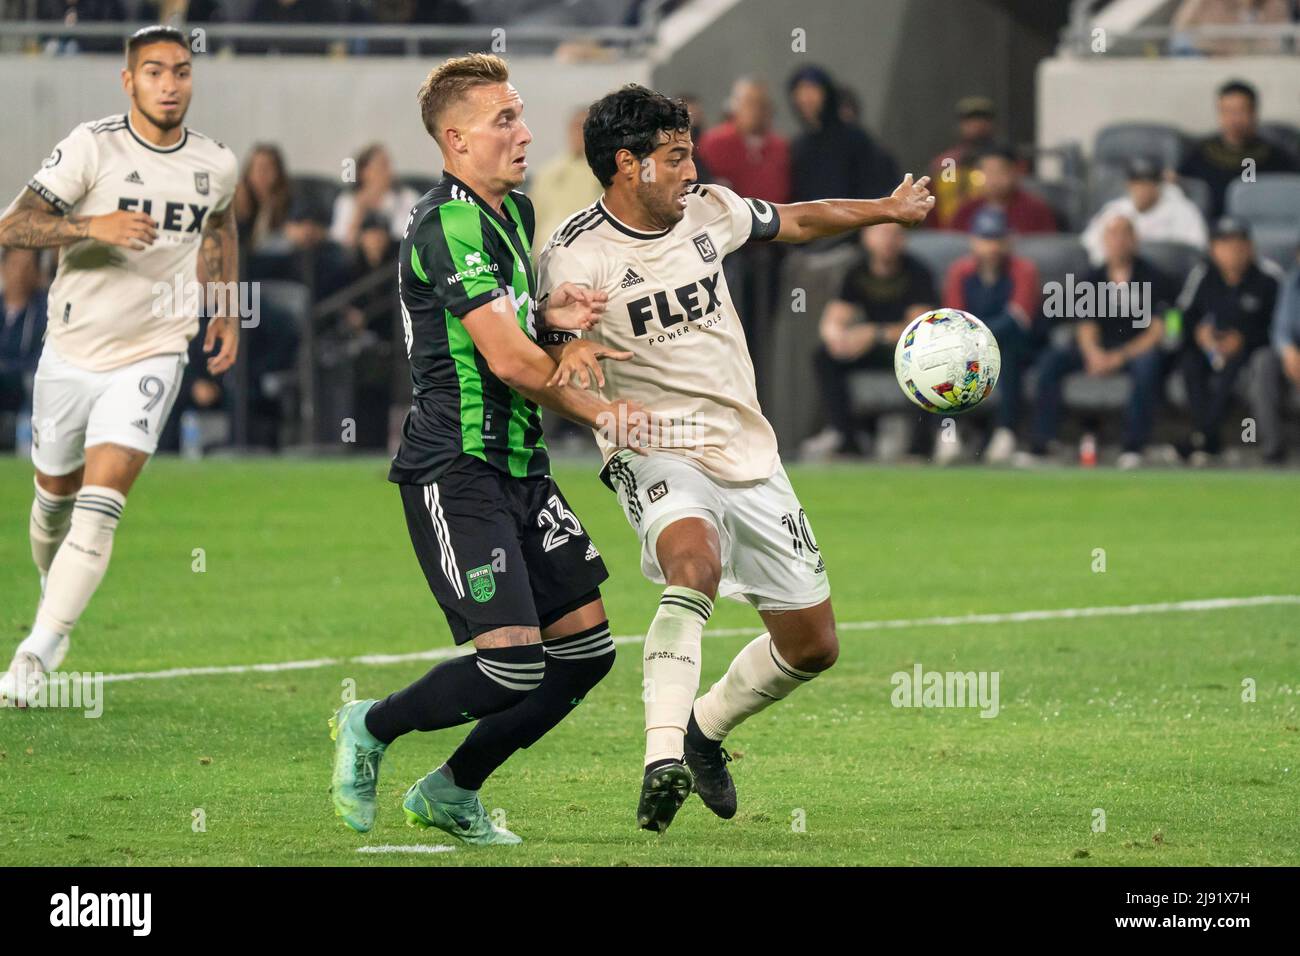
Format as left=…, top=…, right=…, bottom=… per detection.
left=1092, top=122, right=1187, bottom=173
left=1135, top=240, right=1203, bottom=283
left=1225, top=173, right=1300, bottom=229
left=1014, top=234, right=1091, bottom=292
left=906, top=232, right=969, bottom=291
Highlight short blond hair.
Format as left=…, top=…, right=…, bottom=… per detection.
left=417, top=53, right=510, bottom=145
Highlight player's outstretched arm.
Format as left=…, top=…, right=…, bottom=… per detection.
left=0, top=186, right=156, bottom=251
left=199, top=206, right=241, bottom=375
left=768, top=174, right=936, bottom=244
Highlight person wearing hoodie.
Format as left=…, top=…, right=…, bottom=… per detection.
left=787, top=65, right=900, bottom=205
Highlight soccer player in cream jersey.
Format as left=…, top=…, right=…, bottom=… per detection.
left=0, top=26, right=240, bottom=705
left=536, top=85, right=935, bottom=832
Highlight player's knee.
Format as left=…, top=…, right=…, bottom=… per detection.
left=474, top=639, right=546, bottom=705
left=68, top=486, right=127, bottom=545
left=545, top=620, right=617, bottom=689
left=790, top=629, right=839, bottom=673
left=664, top=556, right=721, bottom=600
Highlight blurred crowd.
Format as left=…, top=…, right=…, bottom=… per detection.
left=3, top=65, right=1300, bottom=465
left=798, top=77, right=1300, bottom=468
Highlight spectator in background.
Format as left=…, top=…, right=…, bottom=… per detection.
left=0, top=249, right=47, bottom=418
left=805, top=223, right=937, bottom=460
left=1179, top=80, right=1298, bottom=221
left=697, top=77, right=790, bottom=204
left=929, top=96, right=999, bottom=229
left=943, top=207, right=1043, bottom=463
left=787, top=65, right=899, bottom=203
left=233, top=144, right=293, bottom=252
left=1248, top=243, right=1300, bottom=464
left=529, top=107, right=602, bottom=251
left=1081, top=157, right=1208, bottom=266
left=1178, top=217, right=1283, bottom=464
left=949, top=146, right=1059, bottom=234
left=1022, top=217, right=1172, bottom=469
left=330, top=144, right=419, bottom=253
left=1172, top=0, right=1292, bottom=56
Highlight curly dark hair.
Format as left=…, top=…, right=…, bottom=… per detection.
left=583, top=84, right=692, bottom=188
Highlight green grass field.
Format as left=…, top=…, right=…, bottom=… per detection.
left=0, top=456, right=1297, bottom=866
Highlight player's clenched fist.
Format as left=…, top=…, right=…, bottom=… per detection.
left=542, top=281, right=609, bottom=331
left=889, top=174, right=935, bottom=227
left=89, top=210, right=158, bottom=250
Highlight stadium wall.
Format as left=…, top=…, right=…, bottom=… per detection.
left=1037, top=56, right=1300, bottom=158
left=0, top=54, right=650, bottom=204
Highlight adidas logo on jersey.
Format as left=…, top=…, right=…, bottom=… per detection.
left=130, top=417, right=150, bottom=433
left=620, top=268, right=645, bottom=289
left=124, top=170, right=143, bottom=185
left=585, top=543, right=600, bottom=562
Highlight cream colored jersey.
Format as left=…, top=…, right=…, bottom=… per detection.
left=26, top=113, right=239, bottom=372
left=536, top=184, right=782, bottom=482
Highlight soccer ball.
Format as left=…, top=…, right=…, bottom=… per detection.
left=894, top=308, right=1001, bottom=414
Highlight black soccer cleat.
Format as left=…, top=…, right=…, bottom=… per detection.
left=637, top=761, right=693, bottom=834
left=684, top=714, right=737, bottom=819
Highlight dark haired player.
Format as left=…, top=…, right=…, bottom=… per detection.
left=328, top=54, right=647, bottom=845
left=537, top=84, right=934, bottom=833
left=0, top=26, right=239, bottom=706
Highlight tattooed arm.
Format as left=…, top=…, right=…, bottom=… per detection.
left=197, top=205, right=241, bottom=375
left=0, top=186, right=156, bottom=250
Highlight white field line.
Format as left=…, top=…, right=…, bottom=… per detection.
left=51, top=594, right=1300, bottom=687
left=356, top=844, right=457, bottom=855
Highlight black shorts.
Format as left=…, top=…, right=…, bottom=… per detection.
left=399, top=454, right=609, bottom=645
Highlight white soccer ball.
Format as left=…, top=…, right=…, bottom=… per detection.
left=894, top=308, right=1001, bottom=414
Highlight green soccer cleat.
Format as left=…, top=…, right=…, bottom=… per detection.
left=637, top=761, right=694, bottom=834
left=329, top=699, right=387, bottom=833
left=402, top=773, right=522, bottom=846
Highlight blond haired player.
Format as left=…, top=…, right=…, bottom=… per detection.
left=0, top=26, right=239, bottom=705
left=536, top=84, right=934, bottom=832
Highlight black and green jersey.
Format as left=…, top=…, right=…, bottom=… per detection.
left=388, top=172, right=548, bottom=486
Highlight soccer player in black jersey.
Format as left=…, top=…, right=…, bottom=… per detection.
left=329, top=54, right=643, bottom=845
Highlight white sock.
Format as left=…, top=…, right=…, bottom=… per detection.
left=693, top=632, right=816, bottom=741
left=644, top=586, right=712, bottom=766
left=33, top=485, right=126, bottom=644
left=30, top=478, right=76, bottom=577
left=16, top=625, right=68, bottom=671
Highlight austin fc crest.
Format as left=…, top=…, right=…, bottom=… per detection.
left=692, top=232, right=717, bottom=263
left=194, top=172, right=210, bottom=196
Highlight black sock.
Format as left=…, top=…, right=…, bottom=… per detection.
left=364, top=643, right=545, bottom=745
left=444, top=622, right=616, bottom=791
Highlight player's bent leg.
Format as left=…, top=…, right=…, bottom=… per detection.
left=31, top=468, right=82, bottom=588
left=330, top=626, right=543, bottom=837
left=638, top=516, right=721, bottom=833
left=398, top=626, right=547, bottom=846
left=441, top=595, right=616, bottom=792
left=687, top=602, right=836, bottom=819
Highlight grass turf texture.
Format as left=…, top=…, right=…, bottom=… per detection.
left=0, top=456, right=1296, bottom=866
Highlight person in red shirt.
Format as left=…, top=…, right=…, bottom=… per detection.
left=696, top=77, right=791, bottom=203
left=949, top=146, right=1059, bottom=235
